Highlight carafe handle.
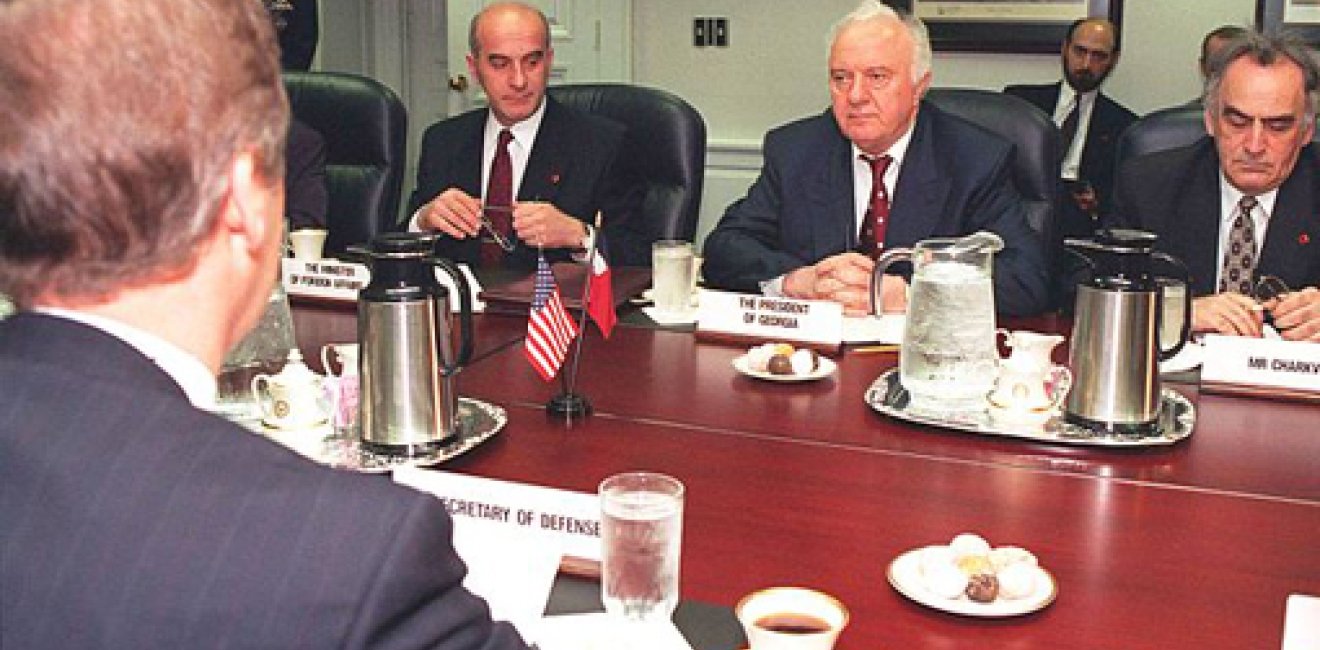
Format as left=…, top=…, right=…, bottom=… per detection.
left=1153, top=252, right=1192, bottom=361
left=429, top=256, right=474, bottom=376
left=869, top=247, right=912, bottom=315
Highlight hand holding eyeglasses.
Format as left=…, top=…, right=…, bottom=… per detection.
left=1261, top=278, right=1320, bottom=341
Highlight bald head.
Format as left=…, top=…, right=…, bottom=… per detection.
left=469, top=1, right=550, bottom=55
left=1062, top=18, right=1119, bottom=93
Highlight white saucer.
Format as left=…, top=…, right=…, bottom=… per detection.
left=887, top=546, right=1057, bottom=617
left=732, top=354, right=837, bottom=382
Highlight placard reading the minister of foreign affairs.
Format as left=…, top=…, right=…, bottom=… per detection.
left=1200, top=334, right=1320, bottom=396
left=281, top=258, right=370, bottom=302
left=697, top=289, right=844, bottom=347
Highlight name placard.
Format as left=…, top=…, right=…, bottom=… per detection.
left=696, top=290, right=843, bottom=350
left=392, top=467, right=601, bottom=562
left=281, top=258, right=486, bottom=311
left=1200, top=334, right=1320, bottom=400
left=281, top=258, right=369, bottom=302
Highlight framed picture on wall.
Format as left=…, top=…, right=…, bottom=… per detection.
left=889, top=0, right=1124, bottom=53
left=1258, top=0, right=1320, bottom=45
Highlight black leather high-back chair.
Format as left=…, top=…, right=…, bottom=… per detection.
left=283, top=71, right=407, bottom=257
left=548, top=83, right=706, bottom=266
left=926, top=88, right=1061, bottom=250
left=1114, top=104, right=1206, bottom=171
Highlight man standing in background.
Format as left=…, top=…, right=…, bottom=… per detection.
left=1006, top=18, right=1137, bottom=237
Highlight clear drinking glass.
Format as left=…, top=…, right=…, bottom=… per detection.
left=214, top=283, right=296, bottom=422
left=599, top=471, right=685, bottom=623
left=651, top=240, right=695, bottom=318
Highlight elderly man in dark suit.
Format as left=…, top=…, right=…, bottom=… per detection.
left=1005, top=18, right=1137, bottom=235
left=0, top=1, right=529, bottom=648
left=407, top=2, right=643, bottom=268
left=702, top=1, right=1049, bottom=317
left=1112, top=31, right=1320, bottom=341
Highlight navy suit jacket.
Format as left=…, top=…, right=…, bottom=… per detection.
left=406, top=96, right=645, bottom=269
left=701, top=103, right=1050, bottom=316
left=1111, top=138, right=1320, bottom=297
left=1004, top=82, right=1137, bottom=219
left=0, top=314, right=529, bottom=650
left=286, top=117, right=328, bottom=231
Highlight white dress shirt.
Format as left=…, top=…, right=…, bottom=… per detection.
left=1052, top=84, right=1097, bottom=181
left=1215, top=177, right=1279, bottom=288
left=32, top=307, right=217, bottom=409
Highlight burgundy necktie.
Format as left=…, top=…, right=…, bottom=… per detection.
left=482, top=129, right=514, bottom=266
left=1218, top=195, right=1259, bottom=294
left=857, top=154, right=893, bottom=258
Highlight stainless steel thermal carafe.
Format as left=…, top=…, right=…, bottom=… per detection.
left=1065, top=229, right=1191, bottom=435
left=352, top=233, right=473, bottom=452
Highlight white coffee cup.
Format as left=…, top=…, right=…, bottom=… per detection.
left=736, top=587, right=848, bottom=650
left=289, top=228, right=329, bottom=260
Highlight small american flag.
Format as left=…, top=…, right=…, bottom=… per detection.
left=524, top=252, right=579, bottom=381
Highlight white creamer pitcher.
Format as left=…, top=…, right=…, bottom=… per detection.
left=872, top=232, right=1004, bottom=413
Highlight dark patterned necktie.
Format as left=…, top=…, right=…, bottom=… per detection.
left=482, top=129, right=514, bottom=266
left=857, top=154, right=893, bottom=258
left=1218, top=195, right=1259, bottom=294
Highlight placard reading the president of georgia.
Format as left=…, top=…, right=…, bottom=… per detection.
left=697, top=289, right=844, bottom=348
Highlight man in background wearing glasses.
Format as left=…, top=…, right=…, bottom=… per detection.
left=1113, top=31, right=1320, bottom=340
left=702, top=0, right=1049, bottom=317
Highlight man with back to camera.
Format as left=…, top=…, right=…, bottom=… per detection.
left=1111, top=31, right=1320, bottom=341
left=1005, top=18, right=1137, bottom=234
left=0, top=0, right=530, bottom=648
left=407, top=1, right=647, bottom=268
left=702, top=0, right=1049, bottom=317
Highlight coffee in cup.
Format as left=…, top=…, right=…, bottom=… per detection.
left=736, top=586, right=848, bottom=650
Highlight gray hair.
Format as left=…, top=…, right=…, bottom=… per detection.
left=827, top=0, right=932, bottom=83
left=1204, top=30, right=1319, bottom=123
left=469, top=1, right=551, bottom=56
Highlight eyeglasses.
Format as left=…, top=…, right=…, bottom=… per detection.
left=1253, top=275, right=1291, bottom=329
left=1253, top=275, right=1291, bottom=302
left=479, top=206, right=516, bottom=252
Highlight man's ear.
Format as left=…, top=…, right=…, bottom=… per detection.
left=222, top=151, right=279, bottom=257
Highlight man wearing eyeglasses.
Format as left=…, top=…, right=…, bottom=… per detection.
left=702, top=1, right=1049, bottom=317
left=1112, top=31, right=1320, bottom=340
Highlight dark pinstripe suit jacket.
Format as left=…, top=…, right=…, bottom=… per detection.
left=0, top=313, right=529, bottom=650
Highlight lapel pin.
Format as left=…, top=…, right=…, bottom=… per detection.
left=1300, top=233, right=1311, bottom=245
left=549, top=169, right=562, bottom=185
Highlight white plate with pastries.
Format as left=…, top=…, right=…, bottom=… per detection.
left=887, top=533, right=1057, bottom=618
left=734, top=343, right=837, bottom=382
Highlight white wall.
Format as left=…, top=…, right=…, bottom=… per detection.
left=631, top=0, right=1256, bottom=246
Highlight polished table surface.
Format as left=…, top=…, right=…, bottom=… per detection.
left=292, top=302, right=1320, bottom=649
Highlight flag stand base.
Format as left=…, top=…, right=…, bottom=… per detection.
left=546, top=393, right=592, bottom=419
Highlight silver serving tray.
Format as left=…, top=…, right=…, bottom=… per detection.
left=257, top=398, right=507, bottom=473
left=865, top=369, right=1194, bottom=447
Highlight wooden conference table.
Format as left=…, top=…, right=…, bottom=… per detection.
left=292, top=301, right=1320, bottom=649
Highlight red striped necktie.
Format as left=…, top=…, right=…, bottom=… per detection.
left=858, top=154, right=893, bottom=258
